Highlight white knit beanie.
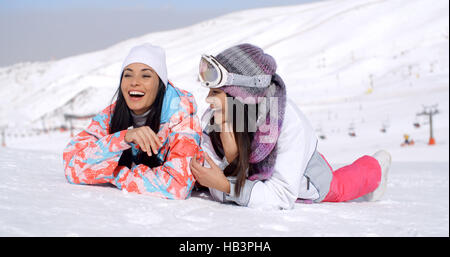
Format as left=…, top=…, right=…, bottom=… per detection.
left=121, top=43, right=168, bottom=86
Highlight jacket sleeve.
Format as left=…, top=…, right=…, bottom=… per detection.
left=63, top=106, right=132, bottom=185
left=112, top=96, right=203, bottom=200
left=210, top=101, right=318, bottom=209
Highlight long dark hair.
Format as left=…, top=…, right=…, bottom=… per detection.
left=208, top=94, right=258, bottom=196
left=109, top=73, right=166, bottom=168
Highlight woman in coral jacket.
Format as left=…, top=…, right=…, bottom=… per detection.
left=63, top=43, right=202, bottom=200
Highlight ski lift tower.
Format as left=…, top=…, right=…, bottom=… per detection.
left=348, top=122, right=356, bottom=137
left=64, top=113, right=96, bottom=137
left=416, top=104, right=439, bottom=145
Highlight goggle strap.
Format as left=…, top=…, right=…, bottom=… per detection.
left=227, top=73, right=272, bottom=88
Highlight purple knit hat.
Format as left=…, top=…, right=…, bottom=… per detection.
left=214, top=43, right=287, bottom=181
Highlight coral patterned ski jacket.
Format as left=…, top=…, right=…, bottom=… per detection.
left=63, top=82, right=202, bottom=200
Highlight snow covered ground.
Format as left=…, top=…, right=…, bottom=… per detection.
left=0, top=0, right=449, bottom=236
left=0, top=143, right=448, bottom=237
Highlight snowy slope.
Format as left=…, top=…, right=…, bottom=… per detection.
left=0, top=146, right=448, bottom=236
left=0, top=0, right=448, bottom=236
left=0, top=0, right=448, bottom=163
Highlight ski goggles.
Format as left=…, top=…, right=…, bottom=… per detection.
left=198, top=54, right=272, bottom=88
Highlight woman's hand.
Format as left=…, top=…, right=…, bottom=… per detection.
left=125, top=126, right=163, bottom=156
left=190, top=153, right=230, bottom=193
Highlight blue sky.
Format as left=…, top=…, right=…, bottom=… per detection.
left=1, top=0, right=318, bottom=11
left=0, top=0, right=322, bottom=67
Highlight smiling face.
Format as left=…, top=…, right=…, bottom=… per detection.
left=121, top=63, right=160, bottom=115
left=206, top=88, right=228, bottom=126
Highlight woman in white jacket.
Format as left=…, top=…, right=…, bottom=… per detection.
left=189, top=43, right=391, bottom=210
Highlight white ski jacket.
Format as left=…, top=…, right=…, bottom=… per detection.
left=201, top=99, right=321, bottom=210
